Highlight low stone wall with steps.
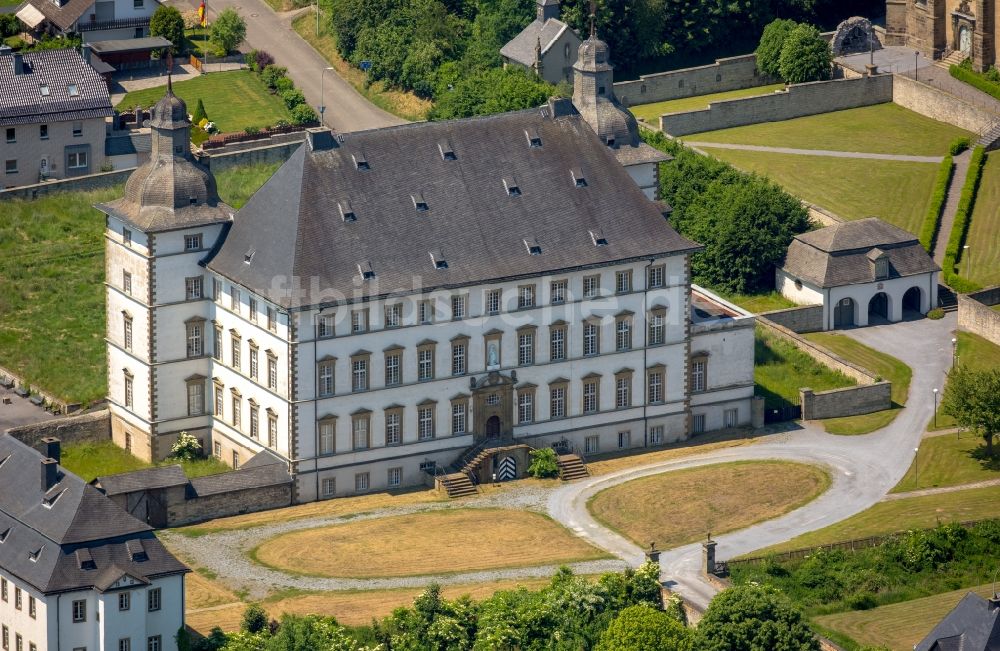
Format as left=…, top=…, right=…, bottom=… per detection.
left=958, top=286, right=1000, bottom=346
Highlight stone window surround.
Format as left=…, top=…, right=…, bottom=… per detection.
left=248, top=401, right=260, bottom=439
left=516, top=383, right=536, bottom=424
left=351, top=350, right=371, bottom=392
left=614, top=311, right=634, bottom=351
left=451, top=334, right=469, bottom=376
left=351, top=409, right=372, bottom=450
left=582, top=372, right=601, bottom=414
left=548, top=378, right=569, bottom=419
left=384, top=346, right=403, bottom=387
left=384, top=405, right=403, bottom=445
left=450, top=394, right=469, bottom=435
left=417, top=398, right=437, bottom=440
left=516, top=324, right=537, bottom=366
left=230, top=387, right=242, bottom=429
left=548, top=320, right=567, bottom=361
left=185, top=374, right=206, bottom=416
left=690, top=352, right=709, bottom=393
left=646, top=363, right=666, bottom=404
left=614, top=368, right=633, bottom=409
left=185, top=317, right=206, bottom=358
left=417, top=340, right=436, bottom=381
left=318, top=414, right=337, bottom=455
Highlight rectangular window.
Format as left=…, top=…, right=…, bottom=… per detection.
left=616, top=376, right=630, bottom=408
left=265, top=305, right=276, bottom=331
left=550, top=279, right=567, bottom=304
left=231, top=395, right=241, bottom=429
left=618, top=431, right=630, bottom=449
left=186, top=322, right=203, bottom=357
left=249, top=344, right=259, bottom=379
left=185, top=276, right=203, bottom=300
left=119, top=639, right=130, bottom=651
left=451, top=294, right=466, bottom=320
left=517, top=391, right=533, bottom=423
left=1, top=627, right=6, bottom=651
left=147, top=636, right=161, bottom=651
left=418, top=347, right=434, bottom=381
left=385, top=411, right=401, bottom=445
left=451, top=403, right=466, bottom=434
left=583, top=379, right=599, bottom=414
left=321, top=477, right=335, bottom=497
left=355, top=472, right=370, bottom=492
left=123, top=315, right=133, bottom=351
left=351, top=309, right=367, bottom=333
left=550, top=386, right=566, bottom=419
left=388, top=467, right=402, bottom=488
left=213, top=278, right=222, bottom=301
left=692, top=414, right=706, bottom=434
left=615, top=270, right=632, bottom=294
left=583, top=274, right=600, bottom=298
left=583, top=322, right=599, bottom=356
left=232, top=450, right=240, bottom=469
left=230, top=286, right=240, bottom=311
left=119, top=592, right=130, bottom=611
left=72, top=122, right=82, bottom=136
left=267, top=355, right=278, bottom=389
left=647, top=370, right=664, bottom=403
left=418, top=406, right=434, bottom=440
left=67, top=150, right=88, bottom=169
left=418, top=299, right=434, bottom=324
left=648, top=312, right=665, bottom=345
left=122, top=270, right=132, bottom=294
left=28, top=595, right=35, bottom=618
left=486, top=289, right=501, bottom=314
left=124, top=373, right=134, bottom=408
left=648, top=264, right=665, bottom=288
left=3, top=159, right=16, bottom=175
left=184, top=234, right=202, bottom=251
left=213, top=441, right=222, bottom=458
left=649, top=425, right=664, bottom=445
left=691, top=360, right=706, bottom=393
left=248, top=296, right=258, bottom=323
left=517, top=284, right=535, bottom=309
left=37, top=124, right=47, bottom=140
left=584, top=435, right=599, bottom=455
left=724, top=408, right=738, bottom=428
left=616, top=318, right=632, bottom=351
left=319, top=420, right=335, bottom=454
left=4, top=127, right=13, bottom=143
left=352, top=358, right=368, bottom=391
left=249, top=405, right=259, bottom=439
left=385, top=352, right=401, bottom=386
left=318, top=314, right=335, bottom=338
left=451, top=342, right=466, bottom=376
left=549, top=326, right=566, bottom=361
left=352, top=416, right=369, bottom=450
left=14, top=636, right=20, bottom=651
left=13, top=588, right=20, bottom=609
left=148, top=588, right=162, bottom=614
left=268, top=414, right=278, bottom=448
left=518, top=332, right=534, bottom=366
left=385, top=303, right=402, bottom=328
left=318, top=360, right=335, bottom=397
left=1, top=577, right=6, bottom=601
left=123, top=228, right=132, bottom=246
left=231, top=334, right=241, bottom=369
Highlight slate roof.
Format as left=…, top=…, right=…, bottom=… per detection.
left=87, top=36, right=172, bottom=54
left=187, top=458, right=291, bottom=497
left=779, top=217, right=939, bottom=288
left=95, top=465, right=187, bottom=496
left=915, top=592, right=1000, bottom=651
left=0, top=48, right=112, bottom=126
left=105, top=130, right=151, bottom=157
left=0, top=435, right=187, bottom=594
left=207, top=101, right=699, bottom=309
left=501, top=18, right=572, bottom=66
left=20, top=0, right=93, bottom=31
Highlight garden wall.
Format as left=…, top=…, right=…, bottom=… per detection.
left=614, top=54, right=774, bottom=107
left=5, top=409, right=111, bottom=448
left=957, top=286, right=1000, bottom=346
left=201, top=136, right=305, bottom=173
left=660, top=75, right=893, bottom=136
left=758, top=318, right=880, bottom=385
left=0, top=169, right=133, bottom=200
left=167, top=479, right=293, bottom=527
left=760, top=305, right=824, bottom=333
left=800, top=383, right=891, bottom=420
left=892, top=74, right=997, bottom=134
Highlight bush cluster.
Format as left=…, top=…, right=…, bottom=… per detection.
left=918, top=155, right=954, bottom=252
left=951, top=63, right=1000, bottom=102
left=941, top=146, right=986, bottom=292
left=949, top=136, right=971, bottom=156
left=527, top=447, right=559, bottom=478
left=756, top=18, right=832, bottom=83
left=244, top=53, right=318, bottom=125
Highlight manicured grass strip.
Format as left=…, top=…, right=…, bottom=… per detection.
left=700, top=148, right=939, bottom=235
left=941, top=146, right=986, bottom=292
left=950, top=63, right=1000, bottom=101
left=685, top=104, right=972, bottom=156
left=588, top=460, right=830, bottom=550
left=892, top=433, right=1000, bottom=493
left=931, top=331, right=1000, bottom=430
left=756, top=484, right=1000, bottom=554
left=251, top=509, right=610, bottom=578
left=754, top=327, right=856, bottom=410
left=813, top=584, right=995, bottom=651
left=963, top=152, right=1000, bottom=287
left=630, top=83, right=786, bottom=123
left=918, top=155, right=954, bottom=252
left=61, top=441, right=231, bottom=482
left=716, top=290, right=799, bottom=314
left=116, top=70, right=292, bottom=133
left=803, top=332, right=912, bottom=436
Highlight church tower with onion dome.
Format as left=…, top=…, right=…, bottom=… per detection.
left=98, top=80, right=233, bottom=462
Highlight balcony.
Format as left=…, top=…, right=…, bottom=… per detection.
left=77, top=16, right=150, bottom=32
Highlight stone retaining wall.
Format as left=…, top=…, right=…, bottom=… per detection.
left=6, top=409, right=111, bottom=448
left=892, top=74, right=997, bottom=134
left=805, top=202, right=845, bottom=226
left=167, top=482, right=293, bottom=527
left=201, top=138, right=303, bottom=173
left=800, top=383, right=892, bottom=420
left=760, top=305, right=824, bottom=333
left=614, top=54, right=774, bottom=107
left=758, top=317, right=879, bottom=385
left=661, top=75, right=894, bottom=136
left=0, top=169, right=133, bottom=200
left=958, top=287, right=1000, bottom=346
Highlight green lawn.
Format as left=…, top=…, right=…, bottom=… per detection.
left=931, top=331, right=1000, bottom=430
left=754, top=327, right=856, bottom=411
left=685, top=104, right=972, bottom=156
left=116, top=70, right=292, bottom=134
left=185, top=27, right=226, bottom=58
left=753, top=484, right=1000, bottom=554
left=0, top=162, right=280, bottom=404
left=814, top=584, right=995, bottom=651
left=62, top=441, right=230, bottom=482
left=803, top=332, right=912, bottom=435
left=892, top=433, right=1000, bottom=493
left=962, top=153, right=1000, bottom=287
left=630, top=84, right=786, bottom=123
left=701, top=147, right=939, bottom=235
left=717, top=290, right=799, bottom=314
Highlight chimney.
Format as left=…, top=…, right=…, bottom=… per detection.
left=81, top=43, right=92, bottom=66
left=306, top=127, right=336, bottom=151
left=41, top=458, right=58, bottom=492
left=41, top=437, right=61, bottom=464
left=547, top=96, right=575, bottom=117
left=13, top=53, right=24, bottom=75
left=990, top=594, right=1000, bottom=610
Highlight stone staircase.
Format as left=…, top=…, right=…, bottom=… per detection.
left=437, top=437, right=534, bottom=498
left=935, top=50, right=968, bottom=70
left=938, top=284, right=959, bottom=312
left=557, top=454, right=589, bottom=481
left=977, top=122, right=1000, bottom=150
left=439, top=472, right=478, bottom=498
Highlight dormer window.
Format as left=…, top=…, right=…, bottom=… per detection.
left=503, top=176, right=521, bottom=197
left=28, top=546, right=42, bottom=562
left=43, top=489, right=64, bottom=509
left=430, top=249, right=448, bottom=270
left=606, top=137, right=615, bottom=146
left=0, top=527, right=9, bottom=543
left=67, top=84, right=79, bottom=97
left=572, top=168, right=587, bottom=188
left=525, top=128, right=542, bottom=148
left=524, top=238, right=542, bottom=255
left=126, top=539, right=148, bottom=562
left=875, top=257, right=888, bottom=279
left=598, top=86, right=606, bottom=95
left=244, top=249, right=255, bottom=264
left=353, top=152, right=369, bottom=171
left=590, top=229, right=608, bottom=247
left=412, top=193, right=428, bottom=212
left=339, top=199, right=356, bottom=222
left=358, top=261, right=375, bottom=280
left=439, top=140, right=456, bottom=160
left=40, top=84, right=49, bottom=96
left=76, top=548, right=96, bottom=570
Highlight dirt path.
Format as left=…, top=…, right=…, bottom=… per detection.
left=686, top=142, right=944, bottom=163
left=881, top=477, right=1000, bottom=501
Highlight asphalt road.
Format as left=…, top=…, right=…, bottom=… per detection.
left=548, top=313, right=957, bottom=610
left=171, top=0, right=405, bottom=133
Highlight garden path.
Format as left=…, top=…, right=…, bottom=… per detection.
left=686, top=142, right=943, bottom=163
left=880, top=477, right=1000, bottom=501
left=933, top=149, right=973, bottom=265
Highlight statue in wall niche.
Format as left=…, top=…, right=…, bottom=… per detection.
left=487, top=342, right=500, bottom=369
left=958, top=0, right=973, bottom=15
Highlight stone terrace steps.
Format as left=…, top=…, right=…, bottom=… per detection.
left=938, top=284, right=959, bottom=312
left=977, top=122, right=1000, bottom=149
left=440, top=472, right=478, bottom=498
left=557, top=454, right=590, bottom=481
left=935, top=50, right=968, bottom=70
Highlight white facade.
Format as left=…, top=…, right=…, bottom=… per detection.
left=0, top=568, right=183, bottom=651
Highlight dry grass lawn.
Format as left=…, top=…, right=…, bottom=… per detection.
left=814, top=584, right=994, bottom=651
left=586, top=431, right=758, bottom=476
left=186, top=571, right=240, bottom=610
left=589, top=461, right=830, bottom=550
left=252, top=509, right=609, bottom=578
left=187, top=603, right=247, bottom=636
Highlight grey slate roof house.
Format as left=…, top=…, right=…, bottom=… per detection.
left=0, top=435, right=187, bottom=650
left=915, top=592, right=1000, bottom=651
left=501, top=0, right=582, bottom=85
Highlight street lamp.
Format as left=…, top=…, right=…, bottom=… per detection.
left=315, top=0, right=320, bottom=36
left=964, top=245, right=971, bottom=277
left=319, top=66, right=334, bottom=127
left=933, top=387, right=939, bottom=428
left=914, top=446, right=920, bottom=487
left=915, top=51, right=919, bottom=81
left=952, top=337, right=958, bottom=368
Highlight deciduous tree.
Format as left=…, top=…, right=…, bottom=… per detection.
left=942, top=365, right=1000, bottom=456
left=595, top=603, right=693, bottom=651
left=695, top=584, right=820, bottom=651
left=149, top=6, right=185, bottom=53
left=778, top=23, right=831, bottom=83
left=210, top=8, right=247, bottom=55
left=756, top=18, right=796, bottom=78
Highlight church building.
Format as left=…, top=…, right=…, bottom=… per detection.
left=100, top=35, right=755, bottom=502
left=501, top=0, right=582, bottom=85
left=886, top=0, right=997, bottom=70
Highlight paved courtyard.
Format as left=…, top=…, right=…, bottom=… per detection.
left=0, top=386, right=55, bottom=432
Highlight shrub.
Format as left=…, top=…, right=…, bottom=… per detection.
left=241, top=604, right=269, bottom=634
left=595, top=604, right=693, bottom=651
left=290, top=103, right=318, bottom=125
left=918, top=155, right=953, bottom=252
left=209, top=8, right=246, bottom=55
left=254, top=49, right=274, bottom=72
left=0, top=13, right=20, bottom=38
left=986, top=66, right=1000, bottom=82
left=149, top=6, right=185, bottom=53
left=280, top=88, right=305, bottom=109
left=941, top=146, right=985, bottom=290
left=951, top=64, right=1000, bottom=102
left=274, top=76, right=294, bottom=94
left=527, top=447, right=560, bottom=478
left=192, top=98, right=208, bottom=125
left=778, top=23, right=831, bottom=83
left=756, top=19, right=797, bottom=79
left=260, top=64, right=288, bottom=90
left=927, top=307, right=945, bottom=319
left=949, top=137, right=971, bottom=156
left=170, top=431, right=201, bottom=461
left=243, top=125, right=261, bottom=135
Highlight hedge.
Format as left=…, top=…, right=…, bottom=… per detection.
left=941, top=145, right=986, bottom=292
left=918, top=155, right=954, bottom=252
left=950, top=64, right=1000, bottom=102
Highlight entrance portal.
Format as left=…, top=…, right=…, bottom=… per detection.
left=959, top=25, right=972, bottom=55
left=868, top=292, right=890, bottom=322
left=834, top=297, right=856, bottom=328
left=485, top=415, right=501, bottom=439
left=902, top=286, right=923, bottom=314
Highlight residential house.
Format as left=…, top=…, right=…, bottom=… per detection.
left=16, top=0, right=161, bottom=43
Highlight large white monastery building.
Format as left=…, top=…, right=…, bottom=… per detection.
left=101, top=35, right=755, bottom=502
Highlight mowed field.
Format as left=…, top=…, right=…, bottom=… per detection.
left=684, top=104, right=971, bottom=155
left=963, top=153, right=1000, bottom=287
left=814, top=583, right=996, bottom=651
left=891, top=433, right=1000, bottom=493
left=931, top=331, right=1000, bottom=430
left=588, top=461, right=830, bottom=550
left=630, top=84, right=786, bottom=123
left=251, top=509, right=610, bottom=578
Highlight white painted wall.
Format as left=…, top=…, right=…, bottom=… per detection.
left=623, top=162, right=658, bottom=200
left=776, top=269, right=824, bottom=306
